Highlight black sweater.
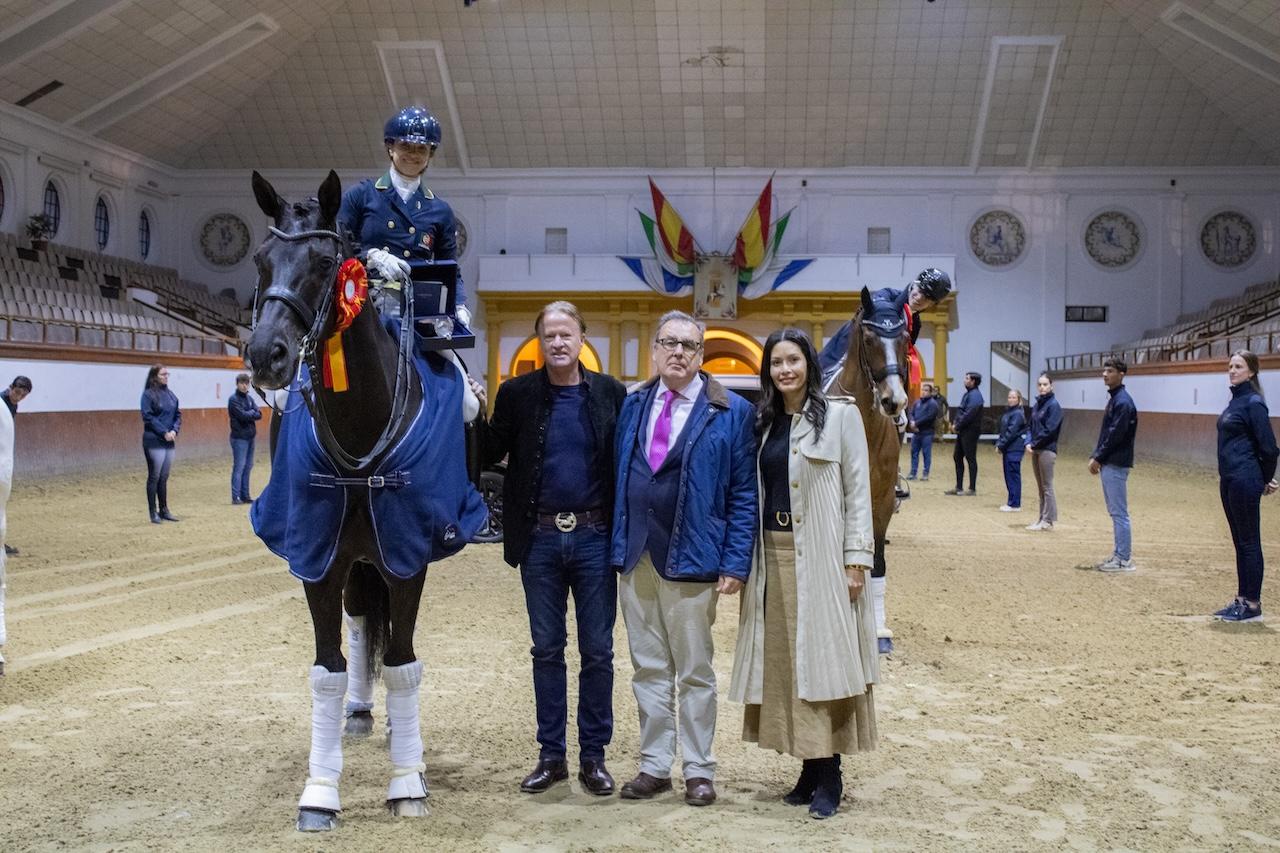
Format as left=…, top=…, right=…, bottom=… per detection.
left=1090, top=385, right=1137, bottom=468
left=1217, top=382, right=1279, bottom=483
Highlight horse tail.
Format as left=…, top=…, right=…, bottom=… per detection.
left=349, top=560, right=390, bottom=680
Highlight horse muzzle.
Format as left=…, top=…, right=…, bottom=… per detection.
left=245, top=330, right=297, bottom=390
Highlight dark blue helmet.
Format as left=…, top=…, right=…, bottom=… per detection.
left=912, top=267, right=951, bottom=303
left=383, top=106, right=441, bottom=148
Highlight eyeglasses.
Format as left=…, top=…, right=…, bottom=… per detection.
left=655, top=337, right=702, bottom=353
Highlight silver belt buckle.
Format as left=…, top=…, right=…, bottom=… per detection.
left=554, top=511, right=578, bottom=532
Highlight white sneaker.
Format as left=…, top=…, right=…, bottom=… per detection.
left=1093, top=555, right=1117, bottom=569
left=1000, top=505, right=1022, bottom=512
left=1098, top=557, right=1135, bottom=573
left=1025, top=521, right=1044, bottom=531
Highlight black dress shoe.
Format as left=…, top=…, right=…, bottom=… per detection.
left=4, top=543, right=18, bottom=556
left=159, top=511, right=180, bottom=522
left=620, top=772, right=673, bottom=800
left=520, top=758, right=569, bottom=793
left=578, top=759, right=614, bottom=796
left=150, top=513, right=163, bottom=524
left=684, top=777, right=716, bottom=806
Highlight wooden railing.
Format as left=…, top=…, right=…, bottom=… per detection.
left=1047, top=328, right=1280, bottom=374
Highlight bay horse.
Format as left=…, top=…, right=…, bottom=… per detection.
left=823, top=287, right=911, bottom=654
left=244, top=170, right=479, bottom=830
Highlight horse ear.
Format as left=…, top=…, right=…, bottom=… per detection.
left=317, top=170, right=342, bottom=225
left=252, top=170, right=283, bottom=221
left=859, top=286, right=872, bottom=310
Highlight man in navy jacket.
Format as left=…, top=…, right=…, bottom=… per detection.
left=610, top=310, right=756, bottom=808
left=947, top=372, right=984, bottom=495
left=1089, top=358, right=1138, bottom=571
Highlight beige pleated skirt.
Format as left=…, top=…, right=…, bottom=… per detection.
left=742, top=530, right=878, bottom=759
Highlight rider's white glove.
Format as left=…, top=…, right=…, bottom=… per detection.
left=455, top=304, right=471, bottom=328
left=366, top=247, right=411, bottom=282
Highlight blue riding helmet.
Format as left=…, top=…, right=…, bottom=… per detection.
left=384, top=106, right=442, bottom=149
left=912, top=267, right=951, bottom=303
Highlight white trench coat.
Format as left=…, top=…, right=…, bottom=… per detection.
left=729, top=398, right=880, bottom=704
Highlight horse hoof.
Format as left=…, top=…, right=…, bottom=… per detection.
left=388, top=797, right=429, bottom=818
left=344, top=710, right=374, bottom=738
left=296, top=808, right=338, bottom=832
left=877, top=637, right=894, bottom=655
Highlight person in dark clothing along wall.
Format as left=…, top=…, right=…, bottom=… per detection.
left=141, top=365, right=181, bottom=524
left=1213, top=350, right=1279, bottom=622
left=995, top=389, right=1028, bottom=512
left=1, top=376, right=31, bottom=556
left=228, top=373, right=262, bottom=505
left=946, top=372, right=984, bottom=496
left=907, top=382, right=940, bottom=481
left=1089, top=358, right=1139, bottom=572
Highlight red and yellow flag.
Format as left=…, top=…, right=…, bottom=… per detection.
left=648, top=178, right=696, bottom=267
left=732, top=177, right=773, bottom=272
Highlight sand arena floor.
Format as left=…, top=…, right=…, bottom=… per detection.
left=0, top=445, right=1277, bottom=851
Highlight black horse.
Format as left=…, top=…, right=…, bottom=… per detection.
left=246, top=170, right=472, bottom=830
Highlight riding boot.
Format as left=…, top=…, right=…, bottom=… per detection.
left=809, top=755, right=843, bottom=820
left=782, top=759, right=820, bottom=805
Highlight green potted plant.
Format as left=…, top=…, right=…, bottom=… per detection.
left=25, top=213, right=55, bottom=251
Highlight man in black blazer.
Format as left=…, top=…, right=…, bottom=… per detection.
left=482, top=301, right=627, bottom=796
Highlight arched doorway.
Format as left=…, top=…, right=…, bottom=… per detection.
left=508, top=336, right=603, bottom=378
left=702, top=327, right=763, bottom=376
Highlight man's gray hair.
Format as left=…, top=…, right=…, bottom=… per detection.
left=653, top=309, right=705, bottom=341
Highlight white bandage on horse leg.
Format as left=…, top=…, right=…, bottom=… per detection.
left=442, top=349, right=480, bottom=423
left=344, top=614, right=374, bottom=714
left=383, top=660, right=428, bottom=799
left=870, top=576, right=893, bottom=639
left=299, top=665, right=348, bottom=813
left=0, top=554, right=7, bottom=648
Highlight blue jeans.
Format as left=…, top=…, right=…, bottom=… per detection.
left=520, top=524, right=616, bottom=762
left=1002, top=451, right=1024, bottom=507
left=910, top=431, right=933, bottom=476
left=1100, top=465, right=1131, bottom=560
left=230, top=437, right=254, bottom=501
left=1220, top=475, right=1265, bottom=601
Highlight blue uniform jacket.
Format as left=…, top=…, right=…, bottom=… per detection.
left=250, top=352, right=486, bottom=583
left=609, top=373, right=758, bottom=583
left=1028, top=392, right=1063, bottom=452
left=228, top=390, right=262, bottom=440
left=337, top=172, right=466, bottom=308
left=996, top=406, right=1028, bottom=455
left=954, top=387, right=984, bottom=432
left=1091, top=385, right=1138, bottom=468
left=141, top=387, right=181, bottom=449
left=1217, top=383, right=1279, bottom=483
left=910, top=396, right=940, bottom=433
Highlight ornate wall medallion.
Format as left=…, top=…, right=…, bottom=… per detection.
left=1200, top=210, right=1256, bottom=268
left=198, top=212, right=251, bottom=267
left=969, top=210, right=1026, bottom=267
left=454, top=217, right=469, bottom=259
left=1084, top=210, right=1142, bottom=269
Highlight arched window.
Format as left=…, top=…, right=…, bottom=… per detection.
left=43, top=180, right=61, bottom=236
left=139, top=209, right=152, bottom=260
left=0, top=170, right=6, bottom=225
left=508, top=336, right=602, bottom=380
left=94, top=196, right=110, bottom=250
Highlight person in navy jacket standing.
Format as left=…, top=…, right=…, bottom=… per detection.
left=995, top=389, right=1028, bottom=512
left=1026, top=373, right=1063, bottom=531
left=610, top=310, right=757, bottom=808
left=946, top=372, right=984, bottom=495
left=906, top=382, right=940, bottom=481
left=141, top=364, right=181, bottom=524
left=1088, top=358, right=1139, bottom=571
left=227, top=373, right=262, bottom=505
left=1214, top=350, right=1279, bottom=622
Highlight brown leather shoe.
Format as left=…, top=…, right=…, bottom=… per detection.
left=684, top=777, right=716, bottom=806
left=520, top=758, right=569, bottom=793
left=619, top=771, right=673, bottom=800
left=578, top=759, right=615, bottom=796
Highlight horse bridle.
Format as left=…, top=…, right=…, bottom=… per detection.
left=252, top=224, right=418, bottom=472
left=829, top=309, right=907, bottom=402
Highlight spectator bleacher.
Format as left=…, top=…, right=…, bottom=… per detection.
left=0, top=230, right=241, bottom=356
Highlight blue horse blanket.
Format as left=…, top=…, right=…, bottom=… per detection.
left=250, top=351, right=486, bottom=583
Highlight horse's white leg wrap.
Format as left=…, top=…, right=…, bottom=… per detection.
left=0, top=552, right=7, bottom=648
left=383, top=660, right=428, bottom=801
left=344, top=614, right=374, bottom=715
left=299, top=666, right=347, bottom=813
left=870, top=576, right=892, bottom=639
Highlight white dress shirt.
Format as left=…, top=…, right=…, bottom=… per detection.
left=644, top=373, right=704, bottom=459
left=389, top=170, right=421, bottom=204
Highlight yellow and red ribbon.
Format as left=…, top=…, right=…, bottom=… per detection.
left=321, top=259, right=369, bottom=392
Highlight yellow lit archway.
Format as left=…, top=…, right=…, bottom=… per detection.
left=702, top=327, right=763, bottom=376
left=508, top=335, right=602, bottom=379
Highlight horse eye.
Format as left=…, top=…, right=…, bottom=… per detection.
left=316, top=256, right=336, bottom=271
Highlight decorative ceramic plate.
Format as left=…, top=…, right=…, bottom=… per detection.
left=1200, top=210, right=1256, bottom=268
left=198, top=212, right=251, bottom=267
left=969, top=210, right=1026, bottom=267
left=1084, top=210, right=1142, bottom=269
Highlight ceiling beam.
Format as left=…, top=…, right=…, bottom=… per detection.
left=0, top=0, right=131, bottom=75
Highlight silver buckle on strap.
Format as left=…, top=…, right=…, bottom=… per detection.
left=367, top=475, right=385, bottom=488
left=554, top=512, right=578, bottom=532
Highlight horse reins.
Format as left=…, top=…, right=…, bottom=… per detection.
left=252, top=224, right=418, bottom=473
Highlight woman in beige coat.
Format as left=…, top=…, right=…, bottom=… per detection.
left=729, top=328, right=878, bottom=819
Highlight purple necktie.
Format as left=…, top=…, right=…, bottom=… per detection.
left=648, top=389, right=678, bottom=470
